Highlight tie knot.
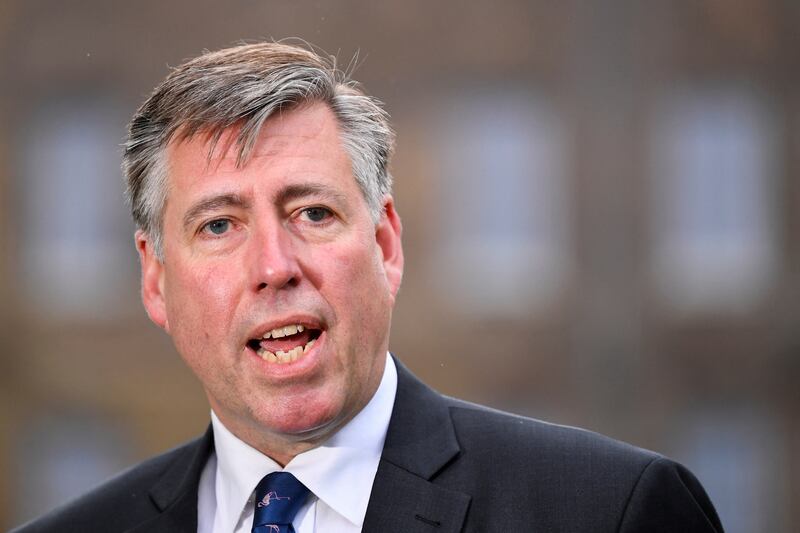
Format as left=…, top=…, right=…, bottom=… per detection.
left=252, top=472, right=310, bottom=533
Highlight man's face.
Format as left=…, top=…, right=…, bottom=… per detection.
left=136, top=103, right=403, bottom=459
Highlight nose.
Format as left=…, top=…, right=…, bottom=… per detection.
left=251, top=224, right=301, bottom=292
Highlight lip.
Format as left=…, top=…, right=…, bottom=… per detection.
left=245, top=328, right=326, bottom=379
left=245, top=314, right=325, bottom=342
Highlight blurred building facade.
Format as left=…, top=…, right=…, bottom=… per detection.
left=1, top=1, right=798, bottom=531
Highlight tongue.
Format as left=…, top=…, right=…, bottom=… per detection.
left=258, top=330, right=313, bottom=353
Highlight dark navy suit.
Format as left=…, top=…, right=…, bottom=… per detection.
left=12, top=358, right=723, bottom=532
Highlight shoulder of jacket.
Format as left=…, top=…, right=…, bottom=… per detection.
left=8, top=435, right=205, bottom=532
left=443, top=395, right=661, bottom=468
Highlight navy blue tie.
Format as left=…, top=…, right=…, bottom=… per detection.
left=251, top=472, right=311, bottom=533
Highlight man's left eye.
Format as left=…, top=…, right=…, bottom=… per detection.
left=302, top=207, right=332, bottom=222
left=203, top=219, right=230, bottom=235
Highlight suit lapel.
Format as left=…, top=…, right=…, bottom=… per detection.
left=363, top=357, right=471, bottom=532
left=125, top=497, right=197, bottom=533
left=122, top=359, right=470, bottom=533
left=127, top=426, right=213, bottom=533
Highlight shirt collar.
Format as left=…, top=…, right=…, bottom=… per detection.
left=210, top=412, right=281, bottom=532
left=211, top=352, right=398, bottom=530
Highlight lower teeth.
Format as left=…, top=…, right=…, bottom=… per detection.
left=258, top=339, right=315, bottom=363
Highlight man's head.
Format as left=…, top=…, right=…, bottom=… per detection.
left=124, top=42, right=403, bottom=464
left=124, top=42, right=395, bottom=260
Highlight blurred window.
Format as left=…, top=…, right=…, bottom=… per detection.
left=675, top=409, right=786, bottom=533
left=648, top=87, right=778, bottom=315
left=430, top=90, right=571, bottom=317
left=18, top=96, right=135, bottom=320
left=11, top=413, right=134, bottom=527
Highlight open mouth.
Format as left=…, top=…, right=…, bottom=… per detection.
left=246, top=324, right=322, bottom=364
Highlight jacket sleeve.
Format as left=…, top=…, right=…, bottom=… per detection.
left=617, top=457, right=724, bottom=533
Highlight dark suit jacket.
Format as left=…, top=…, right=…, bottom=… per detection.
left=11, top=358, right=723, bottom=532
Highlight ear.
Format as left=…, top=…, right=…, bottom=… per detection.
left=375, top=196, right=404, bottom=300
left=135, top=230, right=169, bottom=331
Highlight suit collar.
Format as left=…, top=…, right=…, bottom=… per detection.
left=126, top=426, right=213, bottom=533
left=379, top=357, right=461, bottom=478
left=149, top=425, right=214, bottom=511
left=363, top=356, right=471, bottom=532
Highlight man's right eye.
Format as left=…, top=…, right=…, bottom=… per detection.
left=203, top=219, right=230, bottom=235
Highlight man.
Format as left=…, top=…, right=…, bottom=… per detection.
left=13, top=42, right=723, bottom=532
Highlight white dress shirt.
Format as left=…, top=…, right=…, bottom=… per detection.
left=197, top=353, right=397, bottom=533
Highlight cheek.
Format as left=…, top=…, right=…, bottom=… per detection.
left=198, top=265, right=242, bottom=310
left=327, top=241, right=393, bottom=331
left=321, top=241, right=387, bottom=297
left=164, top=262, right=242, bottom=343
left=176, top=260, right=240, bottom=302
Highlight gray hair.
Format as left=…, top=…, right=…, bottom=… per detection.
left=123, top=42, right=395, bottom=259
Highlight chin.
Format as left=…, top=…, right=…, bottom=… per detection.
left=258, top=398, right=346, bottom=441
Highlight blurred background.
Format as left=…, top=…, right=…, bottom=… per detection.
left=1, top=1, right=798, bottom=531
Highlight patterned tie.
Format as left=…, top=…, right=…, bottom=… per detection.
left=251, top=472, right=311, bottom=533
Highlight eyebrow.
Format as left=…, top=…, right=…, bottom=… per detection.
left=274, top=183, right=348, bottom=206
left=182, top=193, right=251, bottom=231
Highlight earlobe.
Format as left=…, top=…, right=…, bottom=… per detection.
left=135, top=230, right=169, bottom=331
left=375, top=197, right=404, bottom=299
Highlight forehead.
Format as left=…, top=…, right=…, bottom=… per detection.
left=164, top=103, right=356, bottom=202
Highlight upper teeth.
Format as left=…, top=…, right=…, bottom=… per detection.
left=262, top=324, right=305, bottom=339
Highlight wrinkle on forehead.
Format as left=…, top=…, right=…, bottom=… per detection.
left=171, top=103, right=340, bottom=173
